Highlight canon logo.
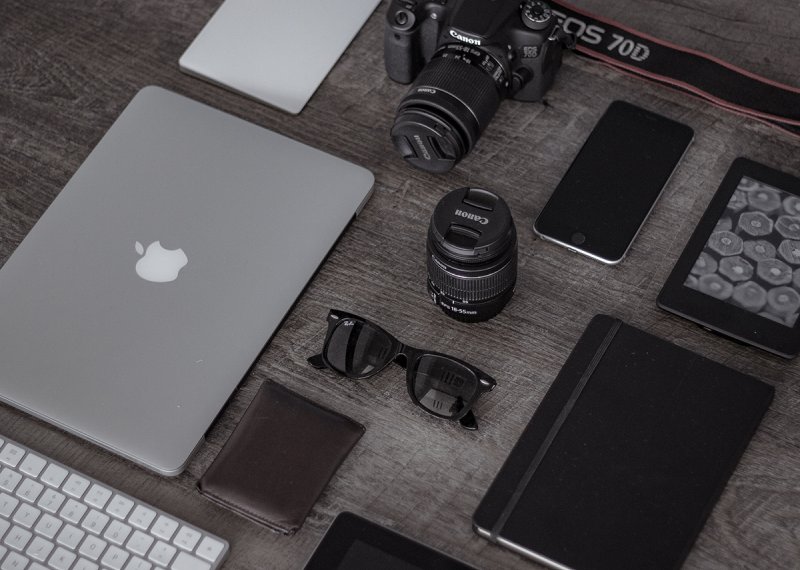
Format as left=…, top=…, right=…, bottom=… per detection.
left=449, top=29, right=481, bottom=45
left=455, top=209, right=489, bottom=225
left=413, top=134, right=431, bottom=161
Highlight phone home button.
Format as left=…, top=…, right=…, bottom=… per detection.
left=570, top=231, right=586, bottom=245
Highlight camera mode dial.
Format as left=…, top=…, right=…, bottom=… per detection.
left=521, top=0, right=553, bottom=30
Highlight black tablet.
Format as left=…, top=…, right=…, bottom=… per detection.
left=303, top=512, right=478, bottom=570
left=658, top=158, right=800, bottom=358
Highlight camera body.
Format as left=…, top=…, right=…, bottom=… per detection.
left=385, top=0, right=572, bottom=172
left=387, top=0, right=563, bottom=101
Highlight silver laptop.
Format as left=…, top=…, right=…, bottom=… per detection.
left=0, top=86, right=374, bottom=476
left=179, top=0, right=381, bottom=114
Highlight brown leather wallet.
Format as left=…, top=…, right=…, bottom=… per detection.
left=198, top=380, right=364, bottom=534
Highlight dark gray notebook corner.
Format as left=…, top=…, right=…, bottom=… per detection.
left=473, top=314, right=775, bottom=570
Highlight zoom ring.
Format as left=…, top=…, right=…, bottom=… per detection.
left=411, top=56, right=502, bottom=131
left=427, top=255, right=517, bottom=302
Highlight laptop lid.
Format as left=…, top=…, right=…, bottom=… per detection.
left=0, top=86, right=374, bottom=476
left=178, top=0, right=381, bottom=114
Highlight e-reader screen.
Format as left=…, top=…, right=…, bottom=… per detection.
left=339, top=541, right=420, bottom=570
left=684, top=175, right=800, bottom=327
left=658, top=158, right=800, bottom=358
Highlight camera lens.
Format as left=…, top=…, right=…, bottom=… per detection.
left=391, top=44, right=508, bottom=173
left=426, top=187, right=517, bottom=322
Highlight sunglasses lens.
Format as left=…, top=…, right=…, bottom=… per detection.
left=411, top=355, right=478, bottom=418
left=325, top=319, right=394, bottom=377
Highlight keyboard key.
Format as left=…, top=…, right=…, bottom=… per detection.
left=40, top=464, right=68, bottom=488
left=0, top=444, right=24, bottom=468
left=102, top=545, right=130, bottom=570
left=1, top=551, right=30, bottom=570
left=81, top=509, right=110, bottom=535
left=0, top=468, right=22, bottom=493
left=59, top=498, right=88, bottom=524
left=172, top=551, right=211, bottom=570
left=123, top=556, right=152, bottom=570
left=106, top=495, right=135, bottom=520
left=78, top=534, right=107, bottom=561
left=128, top=506, right=156, bottom=531
left=56, top=524, right=85, bottom=550
left=196, top=536, right=225, bottom=563
left=14, top=477, right=43, bottom=503
left=84, top=484, right=112, bottom=510
left=18, top=454, right=46, bottom=478
left=173, top=525, right=202, bottom=551
left=3, top=525, right=32, bottom=551
left=125, top=530, right=154, bottom=557
left=62, top=474, right=90, bottom=499
left=12, top=503, right=40, bottom=529
left=25, top=535, right=54, bottom=562
left=104, top=520, right=132, bottom=546
left=147, top=540, right=176, bottom=566
left=0, top=493, right=19, bottom=517
left=48, top=546, right=77, bottom=570
left=37, top=488, right=66, bottom=514
left=33, top=513, right=62, bottom=539
left=0, top=435, right=227, bottom=569
left=151, top=515, right=179, bottom=541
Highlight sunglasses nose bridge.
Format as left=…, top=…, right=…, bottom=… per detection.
left=392, top=343, right=410, bottom=368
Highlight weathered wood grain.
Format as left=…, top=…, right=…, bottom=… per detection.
left=1, top=0, right=798, bottom=568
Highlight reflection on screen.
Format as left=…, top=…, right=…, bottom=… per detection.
left=685, top=176, right=800, bottom=327
left=338, top=540, right=421, bottom=570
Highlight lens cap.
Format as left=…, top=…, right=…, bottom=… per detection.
left=391, top=109, right=464, bottom=174
left=429, top=187, right=515, bottom=263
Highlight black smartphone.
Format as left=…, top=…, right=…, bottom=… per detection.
left=534, top=101, right=694, bottom=264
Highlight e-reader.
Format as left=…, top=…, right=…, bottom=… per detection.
left=658, top=157, right=800, bottom=358
left=304, top=512, right=477, bottom=570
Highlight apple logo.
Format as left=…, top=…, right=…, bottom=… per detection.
left=135, top=241, right=188, bottom=283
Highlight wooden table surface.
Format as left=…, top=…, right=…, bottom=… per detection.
left=2, top=1, right=799, bottom=568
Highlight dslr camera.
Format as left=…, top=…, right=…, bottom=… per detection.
left=385, top=0, right=573, bottom=173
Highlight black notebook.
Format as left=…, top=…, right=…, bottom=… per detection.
left=473, top=315, right=774, bottom=570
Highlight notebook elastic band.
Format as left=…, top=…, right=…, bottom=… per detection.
left=549, top=1, right=800, bottom=138
left=490, top=318, right=622, bottom=541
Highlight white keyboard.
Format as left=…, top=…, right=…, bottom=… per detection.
left=0, top=435, right=228, bottom=570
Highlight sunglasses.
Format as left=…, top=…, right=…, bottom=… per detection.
left=307, top=309, right=496, bottom=430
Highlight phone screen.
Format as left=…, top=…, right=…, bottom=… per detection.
left=534, top=101, right=693, bottom=264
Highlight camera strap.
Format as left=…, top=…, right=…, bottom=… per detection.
left=549, top=0, right=800, bottom=138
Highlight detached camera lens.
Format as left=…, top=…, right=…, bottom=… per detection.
left=426, top=187, right=517, bottom=322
